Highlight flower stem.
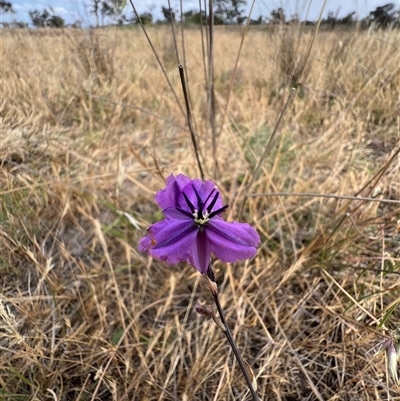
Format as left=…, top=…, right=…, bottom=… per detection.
left=207, top=267, right=260, bottom=401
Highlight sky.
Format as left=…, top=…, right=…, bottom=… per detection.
left=1, top=0, right=399, bottom=26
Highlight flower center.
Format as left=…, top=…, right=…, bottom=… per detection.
left=193, top=210, right=210, bottom=226
left=177, top=185, right=229, bottom=227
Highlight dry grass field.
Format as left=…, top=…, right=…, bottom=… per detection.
left=1, top=23, right=400, bottom=400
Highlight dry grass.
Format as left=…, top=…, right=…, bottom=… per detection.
left=1, top=24, right=400, bottom=400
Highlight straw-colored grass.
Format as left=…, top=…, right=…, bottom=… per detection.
left=1, top=25, right=400, bottom=400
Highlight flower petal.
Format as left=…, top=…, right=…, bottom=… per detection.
left=163, top=206, right=193, bottom=220
left=206, top=219, right=260, bottom=263
left=139, top=218, right=198, bottom=265
left=155, top=174, right=192, bottom=209
left=179, top=179, right=224, bottom=213
left=138, top=231, right=152, bottom=252
left=188, top=231, right=211, bottom=274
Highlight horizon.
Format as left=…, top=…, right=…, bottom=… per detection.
left=1, top=0, right=398, bottom=27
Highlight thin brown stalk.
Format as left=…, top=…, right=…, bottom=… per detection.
left=296, top=0, right=328, bottom=85
left=324, top=145, right=400, bottom=247
left=218, top=0, right=256, bottom=137
left=128, top=0, right=185, bottom=116
left=207, top=267, right=260, bottom=401
left=199, top=0, right=208, bottom=88
left=90, top=95, right=186, bottom=130
left=179, top=65, right=205, bottom=180
left=213, top=292, right=260, bottom=401
left=180, top=0, right=196, bottom=135
left=351, top=145, right=400, bottom=204
left=168, top=0, right=180, bottom=65
left=247, top=191, right=400, bottom=205
left=238, top=87, right=296, bottom=218
left=208, top=0, right=218, bottom=178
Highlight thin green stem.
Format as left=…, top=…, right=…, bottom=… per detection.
left=207, top=267, right=259, bottom=401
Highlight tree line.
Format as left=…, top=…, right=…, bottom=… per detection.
left=1, top=0, right=399, bottom=29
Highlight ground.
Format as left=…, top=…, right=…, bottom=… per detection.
left=1, top=24, right=400, bottom=400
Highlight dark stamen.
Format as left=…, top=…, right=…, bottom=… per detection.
left=209, top=204, right=229, bottom=218
left=192, top=185, right=203, bottom=217
left=207, top=191, right=219, bottom=213
left=176, top=207, right=194, bottom=219
left=182, top=191, right=195, bottom=214
left=204, top=188, right=216, bottom=208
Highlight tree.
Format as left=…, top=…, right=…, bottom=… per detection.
left=182, top=9, right=207, bottom=25
left=70, top=19, right=82, bottom=28
left=161, top=6, right=175, bottom=23
left=102, top=1, right=127, bottom=24
left=368, top=3, right=397, bottom=28
left=324, top=11, right=337, bottom=29
left=48, top=15, right=65, bottom=28
left=213, top=14, right=225, bottom=25
left=29, top=8, right=65, bottom=28
left=1, top=20, right=27, bottom=28
left=237, top=15, right=246, bottom=24
left=288, top=14, right=299, bottom=25
left=89, top=0, right=127, bottom=26
left=338, top=11, right=356, bottom=26
left=214, top=0, right=247, bottom=24
left=270, top=7, right=285, bottom=24
left=91, top=0, right=101, bottom=26
left=29, top=9, right=50, bottom=27
left=0, top=1, right=14, bottom=13
left=134, top=12, right=153, bottom=25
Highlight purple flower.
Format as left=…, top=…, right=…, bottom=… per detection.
left=139, top=174, right=260, bottom=274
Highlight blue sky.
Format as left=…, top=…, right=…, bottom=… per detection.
left=1, top=0, right=398, bottom=26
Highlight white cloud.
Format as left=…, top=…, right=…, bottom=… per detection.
left=53, top=7, right=69, bottom=15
